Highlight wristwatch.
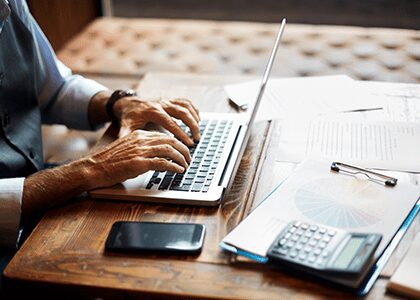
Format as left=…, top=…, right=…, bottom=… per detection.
left=106, top=89, right=137, bottom=123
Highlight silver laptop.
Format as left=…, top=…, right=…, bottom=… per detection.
left=90, top=19, right=286, bottom=206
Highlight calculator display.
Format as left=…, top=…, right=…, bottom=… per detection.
left=332, top=237, right=364, bottom=269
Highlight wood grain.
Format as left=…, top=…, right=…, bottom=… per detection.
left=4, top=72, right=418, bottom=299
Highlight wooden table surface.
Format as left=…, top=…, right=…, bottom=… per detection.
left=4, top=72, right=419, bottom=299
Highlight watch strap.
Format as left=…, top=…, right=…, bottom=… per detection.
left=106, top=89, right=137, bottom=123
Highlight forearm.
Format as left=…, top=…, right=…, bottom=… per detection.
left=22, top=159, right=93, bottom=218
left=88, top=90, right=113, bottom=127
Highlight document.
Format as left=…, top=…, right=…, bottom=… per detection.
left=222, top=159, right=420, bottom=260
left=224, top=75, right=383, bottom=121
left=356, top=81, right=420, bottom=123
left=276, top=118, right=420, bottom=173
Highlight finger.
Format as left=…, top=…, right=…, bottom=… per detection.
left=144, top=145, right=188, bottom=169
left=119, top=125, right=132, bottom=138
left=164, top=105, right=201, bottom=142
left=170, top=99, right=200, bottom=123
left=147, top=157, right=185, bottom=173
left=148, top=137, right=191, bottom=163
left=150, top=109, right=194, bottom=146
left=174, top=98, right=200, bottom=121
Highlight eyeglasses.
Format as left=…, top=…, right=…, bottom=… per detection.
left=331, top=162, right=398, bottom=187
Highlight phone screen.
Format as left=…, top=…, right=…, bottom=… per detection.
left=105, top=222, right=205, bottom=254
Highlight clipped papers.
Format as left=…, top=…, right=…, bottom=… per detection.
left=222, top=159, right=420, bottom=259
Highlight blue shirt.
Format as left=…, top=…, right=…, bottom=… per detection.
left=0, top=0, right=107, bottom=248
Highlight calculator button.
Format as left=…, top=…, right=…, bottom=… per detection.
left=316, top=258, right=325, bottom=267
left=318, top=241, right=327, bottom=249
left=304, top=231, right=313, bottom=238
left=296, top=229, right=304, bottom=236
left=314, top=233, right=322, bottom=240
left=295, top=243, right=303, bottom=251
left=278, top=238, right=287, bottom=246
left=308, top=255, right=316, bottom=263
left=327, top=230, right=336, bottom=236
left=289, top=227, right=296, bottom=234
left=304, top=246, right=313, bottom=253
left=289, top=250, right=298, bottom=258
left=309, top=225, right=318, bottom=232
left=291, top=235, right=299, bottom=242
left=300, top=223, right=309, bottom=230
left=322, top=236, right=331, bottom=243
left=318, top=227, right=327, bottom=234
left=293, top=221, right=301, bottom=227
left=284, top=233, right=292, bottom=239
left=286, top=241, right=295, bottom=248
left=313, top=248, right=322, bottom=256
left=273, top=247, right=288, bottom=256
left=301, top=237, right=309, bottom=244
left=299, top=253, right=307, bottom=260
left=308, top=240, right=317, bottom=247
left=322, top=250, right=330, bottom=258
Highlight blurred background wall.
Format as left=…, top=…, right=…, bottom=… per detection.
left=112, top=0, right=420, bottom=29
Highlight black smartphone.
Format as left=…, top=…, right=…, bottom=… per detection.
left=105, top=221, right=206, bottom=255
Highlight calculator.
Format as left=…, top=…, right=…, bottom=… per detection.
left=267, top=220, right=382, bottom=276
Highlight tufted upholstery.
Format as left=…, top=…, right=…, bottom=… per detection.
left=43, top=17, right=420, bottom=163
left=58, top=18, right=420, bottom=83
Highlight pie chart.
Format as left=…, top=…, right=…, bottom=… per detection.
left=294, top=176, right=389, bottom=229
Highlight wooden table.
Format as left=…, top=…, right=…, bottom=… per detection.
left=4, top=72, right=419, bottom=299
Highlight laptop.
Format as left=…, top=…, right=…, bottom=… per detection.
left=90, top=18, right=286, bottom=206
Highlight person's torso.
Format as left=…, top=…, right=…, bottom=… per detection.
left=0, top=2, right=43, bottom=177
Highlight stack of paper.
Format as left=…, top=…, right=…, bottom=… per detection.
left=224, top=76, right=420, bottom=173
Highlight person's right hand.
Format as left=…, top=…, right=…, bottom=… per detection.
left=83, top=129, right=191, bottom=189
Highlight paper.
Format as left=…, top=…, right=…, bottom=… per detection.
left=355, top=81, right=420, bottom=123
left=224, top=75, right=383, bottom=122
left=222, top=159, right=420, bottom=260
left=276, top=118, right=420, bottom=173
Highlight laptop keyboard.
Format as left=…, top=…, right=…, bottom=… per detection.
left=146, top=119, right=233, bottom=193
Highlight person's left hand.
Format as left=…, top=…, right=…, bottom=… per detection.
left=113, top=97, right=201, bottom=146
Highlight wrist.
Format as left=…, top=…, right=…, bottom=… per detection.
left=88, top=90, right=112, bottom=125
left=106, top=89, right=137, bottom=123
left=64, top=158, right=98, bottom=191
left=112, top=97, right=132, bottom=120
left=77, top=154, right=118, bottom=190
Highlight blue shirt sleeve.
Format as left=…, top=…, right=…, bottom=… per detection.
left=17, top=0, right=108, bottom=130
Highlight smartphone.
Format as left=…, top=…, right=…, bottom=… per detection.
left=105, top=221, right=206, bottom=255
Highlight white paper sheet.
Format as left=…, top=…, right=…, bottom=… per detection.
left=224, top=75, right=383, bottom=121
left=222, top=159, right=420, bottom=258
left=355, top=81, right=420, bottom=123
left=276, top=118, right=420, bottom=173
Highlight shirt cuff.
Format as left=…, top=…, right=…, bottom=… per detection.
left=0, top=178, right=24, bottom=249
left=55, top=75, right=108, bottom=130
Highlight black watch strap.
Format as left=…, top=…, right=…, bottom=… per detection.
left=106, top=89, right=137, bottom=123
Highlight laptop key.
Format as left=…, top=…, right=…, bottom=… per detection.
left=191, top=183, right=203, bottom=192
left=170, top=185, right=191, bottom=191
left=159, top=177, right=172, bottom=190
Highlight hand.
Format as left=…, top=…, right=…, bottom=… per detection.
left=114, top=97, right=201, bottom=146
left=83, top=129, right=191, bottom=189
